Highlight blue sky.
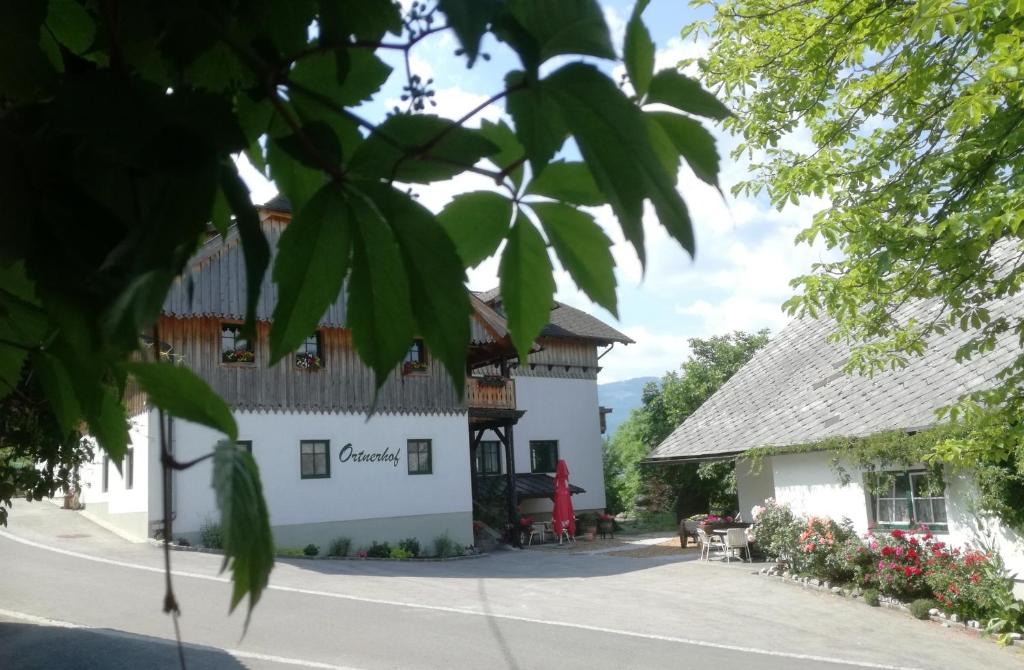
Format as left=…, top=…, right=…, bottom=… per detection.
left=239, top=1, right=831, bottom=382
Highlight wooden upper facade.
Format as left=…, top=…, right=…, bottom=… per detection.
left=130, top=202, right=631, bottom=416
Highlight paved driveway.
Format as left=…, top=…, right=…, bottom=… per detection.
left=0, top=503, right=1020, bottom=669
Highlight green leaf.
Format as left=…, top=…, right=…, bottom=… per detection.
left=478, top=119, right=526, bottom=189
left=543, top=63, right=695, bottom=261
left=32, top=352, right=81, bottom=437
left=0, top=344, right=25, bottom=399
left=526, top=161, right=603, bottom=206
left=221, top=166, right=271, bottom=337
left=347, top=114, right=498, bottom=184
left=318, top=0, right=402, bottom=42
left=436, top=0, right=503, bottom=66
left=506, top=71, right=568, bottom=174
left=267, top=138, right=327, bottom=212
left=507, top=0, right=615, bottom=64
left=269, top=184, right=353, bottom=363
left=89, top=387, right=129, bottom=463
left=647, top=70, right=732, bottom=121
left=649, top=111, right=720, bottom=188
left=127, top=362, right=238, bottom=441
left=0, top=2, right=55, bottom=100
left=274, top=121, right=343, bottom=170
left=213, top=441, right=274, bottom=628
left=46, top=0, right=96, bottom=55
left=532, top=203, right=616, bottom=316
left=346, top=194, right=415, bottom=388
left=624, top=0, right=655, bottom=97
left=499, top=214, right=554, bottom=360
left=643, top=113, right=681, bottom=177
left=365, top=185, right=472, bottom=397
left=437, top=191, right=513, bottom=268
left=290, top=50, right=392, bottom=107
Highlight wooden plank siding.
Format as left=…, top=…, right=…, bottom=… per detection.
left=480, top=338, right=600, bottom=380
left=152, top=316, right=465, bottom=415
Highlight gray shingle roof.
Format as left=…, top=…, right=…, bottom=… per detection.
left=648, top=292, right=1024, bottom=461
left=474, top=289, right=633, bottom=345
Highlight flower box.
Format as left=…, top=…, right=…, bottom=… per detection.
left=222, top=349, right=255, bottom=363
left=295, top=352, right=323, bottom=370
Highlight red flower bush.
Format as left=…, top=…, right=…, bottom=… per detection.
left=872, top=528, right=933, bottom=600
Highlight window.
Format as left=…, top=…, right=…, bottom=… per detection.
left=295, top=332, right=323, bottom=370
left=300, top=440, right=330, bottom=479
left=236, top=440, right=252, bottom=454
left=403, top=339, right=428, bottom=373
left=124, top=449, right=134, bottom=490
left=407, top=439, right=432, bottom=475
left=102, top=455, right=109, bottom=492
left=221, top=324, right=254, bottom=364
left=870, top=471, right=948, bottom=531
left=475, top=440, right=501, bottom=475
left=530, top=440, right=558, bottom=474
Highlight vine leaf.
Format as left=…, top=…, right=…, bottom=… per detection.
left=269, top=184, right=353, bottom=364
left=533, top=202, right=617, bottom=316
left=648, top=111, right=721, bottom=189
left=499, top=213, right=555, bottom=359
left=624, top=0, right=654, bottom=97
left=526, top=161, right=603, bottom=206
left=126, top=362, right=238, bottom=441
left=213, top=441, right=274, bottom=630
left=647, top=70, right=733, bottom=121
left=438, top=191, right=514, bottom=268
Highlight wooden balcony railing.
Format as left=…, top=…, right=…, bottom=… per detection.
left=466, top=376, right=516, bottom=410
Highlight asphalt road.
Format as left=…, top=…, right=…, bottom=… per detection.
left=1, top=504, right=1020, bottom=669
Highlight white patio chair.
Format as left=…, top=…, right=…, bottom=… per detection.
left=724, top=527, right=751, bottom=563
left=697, top=527, right=724, bottom=561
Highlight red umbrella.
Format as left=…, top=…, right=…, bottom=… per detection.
left=551, top=459, right=576, bottom=539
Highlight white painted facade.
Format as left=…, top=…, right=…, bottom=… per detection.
left=737, top=450, right=1024, bottom=595
left=481, top=376, right=607, bottom=514
left=78, top=410, right=155, bottom=538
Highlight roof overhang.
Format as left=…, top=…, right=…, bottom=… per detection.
left=643, top=450, right=746, bottom=465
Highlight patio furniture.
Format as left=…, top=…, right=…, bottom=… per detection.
left=528, top=522, right=547, bottom=545
left=697, top=527, right=725, bottom=561
left=723, top=527, right=751, bottom=563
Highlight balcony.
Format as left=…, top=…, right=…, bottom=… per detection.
left=466, top=375, right=516, bottom=410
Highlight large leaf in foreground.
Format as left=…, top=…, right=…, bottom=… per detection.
left=648, top=111, right=721, bottom=189
left=624, top=0, right=654, bottom=97
left=127, top=362, right=237, bottom=441
left=507, top=0, right=615, bottom=65
left=543, top=63, right=696, bottom=262
left=213, top=441, right=273, bottom=627
left=346, top=195, right=415, bottom=390
left=438, top=191, right=513, bottom=268
left=269, top=184, right=353, bottom=363
left=526, top=161, right=603, bottom=206
left=499, top=213, right=554, bottom=359
left=369, top=185, right=472, bottom=397
left=533, top=202, right=616, bottom=316
left=647, top=70, right=733, bottom=121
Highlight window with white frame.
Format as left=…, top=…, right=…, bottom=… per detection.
left=869, top=470, right=947, bottom=531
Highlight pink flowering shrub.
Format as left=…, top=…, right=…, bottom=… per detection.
left=798, top=516, right=857, bottom=581
left=872, top=528, right=933, bottom=600
left=924, top=541, right=1012, bottom=622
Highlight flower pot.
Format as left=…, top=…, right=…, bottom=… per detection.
left=582, top=526, right=597, bottom=541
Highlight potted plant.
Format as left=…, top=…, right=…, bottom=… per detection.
left=579, top=512, right=598, bottom=540
left=597, top=512, right=615, bottom=539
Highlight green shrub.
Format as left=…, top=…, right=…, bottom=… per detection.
left=798, top=516, right=857, bottom=582
left=303, top=543, right=319, bottom=557
left=433, top=533, right=463, bottom=558
left=389, top=546, right=413, bottom=559
left=864, top=589, right=881, bottom=607
left=276, top=547, right=305, bottom=557
left=199, top=518, right=222, bottom=549
left=398, top=537, right=420, bottom=558
left=751, top=499, right=800, bottom=564
left=366, top=541, right=392, bottom=558
left=326, top=536, right=351, bottom=557
left=910, top=599, right=937, bottom=620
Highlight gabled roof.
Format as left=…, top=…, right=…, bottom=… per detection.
left=648, top=291, right=1024, bottom=462
left=474, top=289, right=634, bottom=345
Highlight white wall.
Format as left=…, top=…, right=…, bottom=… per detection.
left=78, top=410, right=153, bottom=536
left=735, top=458, right=774, bottom=522
left=171, top=411, right=472, bottom=535
left=493, top=376, right=607, bottom=513
left=754, top=451, right=1024, bottom=597
left=770, top=451, right=870, bottom=530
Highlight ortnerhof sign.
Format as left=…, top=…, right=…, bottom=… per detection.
left=337, top=442, right=401, bottom=468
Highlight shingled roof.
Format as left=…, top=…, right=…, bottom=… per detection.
left=474, top=288, right=633, bottom=345
left=648, top=291, right=1024, bottom=462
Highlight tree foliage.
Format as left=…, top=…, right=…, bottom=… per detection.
left=690, top=1, right=1024, bottom=476
left=604, top=330, right=769, bottom=516
left=0, top=1, right=725, bottom=619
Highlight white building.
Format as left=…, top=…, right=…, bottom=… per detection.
left=78, top=197, right=631, bottom=552
left=648, top=295, right=1024, bottom=594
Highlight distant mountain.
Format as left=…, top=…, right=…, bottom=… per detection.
left=598, top=376, right=658, bottom=437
